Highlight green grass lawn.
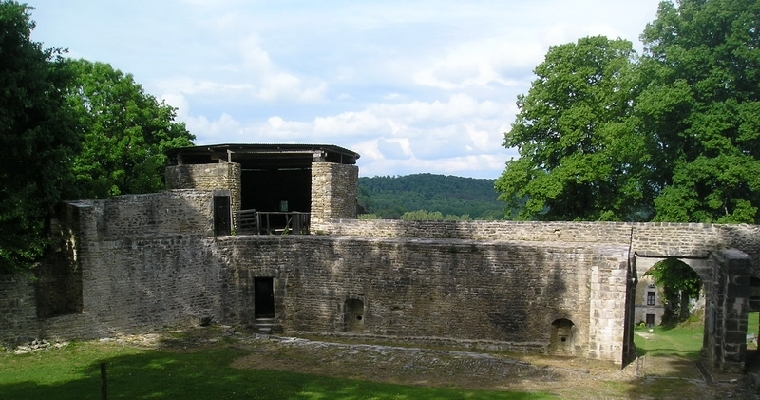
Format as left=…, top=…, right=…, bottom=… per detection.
left=633, top=322, right=704, bottom=359
left=0, top=340, right=552, bottom=400
left=634, top=312, right=760, bottom=358
left=749, top=311, right=759, bottom=350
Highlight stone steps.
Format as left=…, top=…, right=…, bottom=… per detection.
left=252, top=318, right=282, bottom=334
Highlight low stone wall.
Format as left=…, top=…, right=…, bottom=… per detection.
left=315, top=219, right=760, bottom=270
left=312, top=219, right=635, bottom=244
left=67, top=190, right=216, bottom=240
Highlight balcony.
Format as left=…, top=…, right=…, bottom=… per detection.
left=237, top=209, right=310, bottom=235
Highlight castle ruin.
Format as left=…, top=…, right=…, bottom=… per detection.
left=1, top=143, right=759, bottom=372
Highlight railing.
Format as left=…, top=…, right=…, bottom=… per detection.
left=236, top=210, right=310, bottom=235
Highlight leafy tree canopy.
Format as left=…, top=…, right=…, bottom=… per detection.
left=496, top=36, right=648, bottom=221
left=640, top=0, right=760, bottom=223
left=65, top=59, right=195, bottom=198
left=498, top=0, right=760, bottom=223
left=0, top=1, right=80, bottom=273
left=359, top=174, right=504, bottom=219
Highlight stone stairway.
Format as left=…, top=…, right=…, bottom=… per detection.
left=251, top=318, right=282, bottom=334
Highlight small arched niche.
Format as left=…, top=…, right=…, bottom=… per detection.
left=343, top=298, right=365, bottom=332
left=549, top=318, right=576, bottom=355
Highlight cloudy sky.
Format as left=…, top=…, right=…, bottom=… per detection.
left=28, top=0, right=662, bottom=178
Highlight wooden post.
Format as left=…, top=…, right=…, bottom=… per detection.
left=100, top=362, right=107, bottom=400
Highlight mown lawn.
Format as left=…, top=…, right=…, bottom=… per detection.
left=0, top=340, right=552, bottom=400
left=634, top=322, right=704, bottom=359
left=635, top=312, right=760, bottom=357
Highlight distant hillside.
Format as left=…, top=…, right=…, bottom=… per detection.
left=357, top=173, right=505, bottom=219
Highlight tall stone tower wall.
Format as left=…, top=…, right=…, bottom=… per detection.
left=311, top=161, right=358, bottom=226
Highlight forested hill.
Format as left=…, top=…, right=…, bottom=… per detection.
left=357, top=174, right=505, bottom=220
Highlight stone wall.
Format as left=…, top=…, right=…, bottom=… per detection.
left=310, top=162, right=358, bottom=226
left=314, top=219, right=637, bottom=243
left=708, top=249, right=751, bottom=372
left=165, top=162, right=240, bottom=226
left=1, top=188, right=758, bottom=369
left=0, top=275, right=37, bottom=346
left=314, top=219, right=760, bottom=270
left=219, top=236, right=630, bottom=363
left=35, top=190, right=224, bottom=341
left=68, top=190, right=216, bottom=240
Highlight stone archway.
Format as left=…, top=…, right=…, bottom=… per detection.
left=635, top=258, right=705, bottom=327
left=632, top=251, right=751, bottom=372
left=549, top=318, right=576, bottom=355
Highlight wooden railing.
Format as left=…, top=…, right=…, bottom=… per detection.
left=236, top=210, right=310, bottom=235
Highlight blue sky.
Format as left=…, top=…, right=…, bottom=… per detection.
left=28, top=0, right=662, bottom=178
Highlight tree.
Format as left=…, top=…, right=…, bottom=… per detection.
left=0, top=1, right=81, bottom=274
left=496, top=36, right=650, bottom=221
left=645, top=258, right=702, bottom=324
left=65, top=60, right=195, bottom=199
left=638, top=0, right=760, bottom=223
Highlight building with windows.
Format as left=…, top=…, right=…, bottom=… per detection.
left=635, top=272, right=665, bottom=327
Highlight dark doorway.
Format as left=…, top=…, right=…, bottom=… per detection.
left=214, top=196, right=231, bottom=236
left=344, top=298, right=365, bottom=332
left=646, top=313, right=655, bottom=328
left=254, top=277, right=275, bottom=318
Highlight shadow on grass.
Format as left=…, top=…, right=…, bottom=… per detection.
left=634, top=347, right=701, bottom=359
left=0, top=348, right=550, bottom=400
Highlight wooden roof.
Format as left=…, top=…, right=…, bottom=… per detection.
left=165, top=143, right=360, bottom=168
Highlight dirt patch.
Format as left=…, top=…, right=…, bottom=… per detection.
left=155, top=327, right=758, bottom=399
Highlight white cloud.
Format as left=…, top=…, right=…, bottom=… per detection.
left=29, top=0, right=663, bottom=178
left=184, top=93, right=514, bottom=178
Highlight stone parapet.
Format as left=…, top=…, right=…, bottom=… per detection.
left=314, top=219, right=760, bottom=268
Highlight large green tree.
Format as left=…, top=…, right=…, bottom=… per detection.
left=639, top=0, right=760, bottom=223
left=66, top=60, right=195, bottom=199
left=499, top=0, right=760, bottom=223
left=495, top=36, right=649, bottom=220
left=645, top=258, right=702, bottom=324
left=0, top=1, right=80, bottom=274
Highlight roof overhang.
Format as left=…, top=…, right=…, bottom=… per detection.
left=165, top=143, right=360, bottom=169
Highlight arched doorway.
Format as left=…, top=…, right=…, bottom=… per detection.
left=636, top=258, right=704, bottom=327
left=632, top=256, right=710, bottom=361
left=549, top=318, right=576, bottom=355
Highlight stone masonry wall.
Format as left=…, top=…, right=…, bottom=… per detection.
left=219, top=236, right=630, bottom=364
left=165, top=163, right=241, bottom=226
left=310, top=162, right=358, bottom=226
left=0, top=275, right=38, bottom=346
left=707, top=249, right=751, bottom=371
left=2, top=187, right=757, bottom=369
left=36, top=190, right=224, bottom=341
left=315, top=219, right=760, bottom=270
